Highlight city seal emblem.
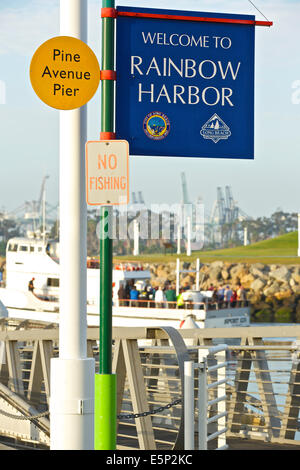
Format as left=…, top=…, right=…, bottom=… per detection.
left=143, top=111, right=170, bottom=140
left=200, top=113, right=231, bottom=143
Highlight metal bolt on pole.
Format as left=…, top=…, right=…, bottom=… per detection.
left=94, top=0, right=117, bottom=451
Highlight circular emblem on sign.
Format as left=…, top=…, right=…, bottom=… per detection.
left=143, top=112, right=170, bottom=140
left=30, top=36, right=100, bottom=110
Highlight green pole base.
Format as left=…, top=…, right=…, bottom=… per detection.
left=95, top=373, right=117, bottom=450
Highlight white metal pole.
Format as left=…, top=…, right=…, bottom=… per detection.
left=184, top=361, right=195, bottom=450
left=216, top=351, right=227, bottom=450
left=50, top=0, right=95, bottom=450
left=42, top=185, right=46, bottom=243
left=196, top=258, right=200, bottom=291
left=298, top=214, right=300, bottom=257
left=176, top=258, right=180, bottom=296
left=187, top=216, right=191, bottom=256
left=177, top=224, right=181, bottom=254
left=198, top=359, right=208, bottom=450
left=243, top=226, right=248, bottom=246
left=133, top=219, right=139, bottom=256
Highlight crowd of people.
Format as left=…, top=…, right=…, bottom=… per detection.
left=117, top=280, right=248, bottom=310
left=117, top=281, right=178, bottom=308
left=207, top=283, right=248, bottom=308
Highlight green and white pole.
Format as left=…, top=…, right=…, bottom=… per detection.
left=94, top=0, right=117, bottom=450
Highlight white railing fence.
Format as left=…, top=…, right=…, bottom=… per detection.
left=184, top=345, right=229, bottom=450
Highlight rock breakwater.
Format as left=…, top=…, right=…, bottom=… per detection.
left=145, top=260, right=300, bottom=323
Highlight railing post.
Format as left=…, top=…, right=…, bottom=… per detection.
left=198, top=359, right=208, bottom=450
left=216, top=350, right=227, bottom=449
left=184, top=360, right=195, bottom=450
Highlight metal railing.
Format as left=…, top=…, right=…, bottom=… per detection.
left=0, top=320, right=188, bottom=449
left=1, top=320, right=300, bottom=449
left=179, top=325, right=300, bottom=446
left=184, top=345, right=229, bottom=450
left=114, top=298, right=249, bottom=310
left=226, top=342, right=300, bottom=443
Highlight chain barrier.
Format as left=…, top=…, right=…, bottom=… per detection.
left=0, top=398, right=182, bottom=422
left=0, top=408, right=49, bottom=421
left=117, top=398, right=182, bottom=420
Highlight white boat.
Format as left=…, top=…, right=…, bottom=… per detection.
left=0, top=236, right=250, bottom=329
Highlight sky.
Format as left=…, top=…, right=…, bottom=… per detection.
left=0, top=0, right=300, bottom=220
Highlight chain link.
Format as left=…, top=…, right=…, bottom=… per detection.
left=117, top=398, right=182, bottom=420
left=0, top=398, right=182, bottom=422
left=0, top=408, right=49, bottom=421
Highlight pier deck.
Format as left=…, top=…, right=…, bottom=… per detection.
left=227, top=437, right=300, bottom=450
left=0, top=438, right=299, bottom=450
left=2, top=321, right=300, bottom=450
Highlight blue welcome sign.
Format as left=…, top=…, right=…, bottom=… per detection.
left=115, top=6, right=256, bottom=159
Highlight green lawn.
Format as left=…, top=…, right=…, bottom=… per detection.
left=114, top=231, right=300, bottom=265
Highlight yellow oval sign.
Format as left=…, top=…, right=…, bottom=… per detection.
left=30, top=36, right=100, bottom=110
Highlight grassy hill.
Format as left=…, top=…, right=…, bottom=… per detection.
left=114, top=231, right=300, bottom=265
left=0, top=232, right=298, bottom=267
